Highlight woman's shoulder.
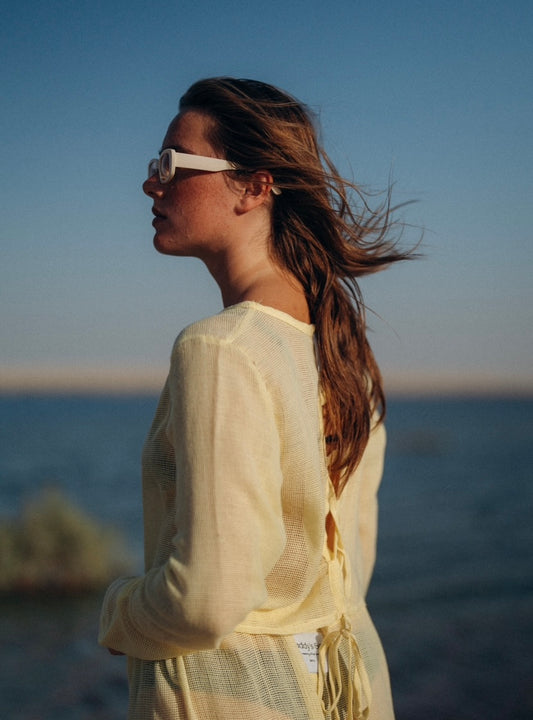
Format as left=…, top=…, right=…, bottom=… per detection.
left=174, top=302, right=313, bottom=349
left=167, top=302, right=319, bottom=406
left=169, top=303, right=317, bottom=388
left=173, top=303, right=256, bottom=349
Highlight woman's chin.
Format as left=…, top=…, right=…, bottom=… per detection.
left=153, top=237, right=173, bottom=255
left=153, top=234, right=187, bottom=257
left=153, top=232, right=171, bottom=255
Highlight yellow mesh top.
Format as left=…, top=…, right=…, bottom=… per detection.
left=99, top=301, right=395, bottom=719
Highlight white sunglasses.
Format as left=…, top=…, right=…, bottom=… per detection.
left=147, top=148, right=281, bottom=194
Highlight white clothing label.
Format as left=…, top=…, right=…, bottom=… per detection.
left=294, top=632, right=323, bottom=673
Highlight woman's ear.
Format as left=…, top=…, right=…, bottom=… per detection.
left=235, top=171, right=276, bottom=214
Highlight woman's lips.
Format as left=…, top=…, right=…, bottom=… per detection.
left=151, top=208, right=166, bottom=226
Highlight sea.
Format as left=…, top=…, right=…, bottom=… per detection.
left=1, top=393, right=532, bottom=720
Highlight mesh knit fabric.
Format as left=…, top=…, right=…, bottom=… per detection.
left=99, top=302, right=395, bottom=719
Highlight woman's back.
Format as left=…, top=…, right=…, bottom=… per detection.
left=119, top=302, right=393, bottom=718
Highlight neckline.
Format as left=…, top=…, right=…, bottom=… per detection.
left=226, top=300, right=315, bottom=335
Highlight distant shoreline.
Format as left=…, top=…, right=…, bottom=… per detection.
left=1, top=366, right=532, bottom=398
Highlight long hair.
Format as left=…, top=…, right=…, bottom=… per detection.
left=180, top=77, right=414, bottom=495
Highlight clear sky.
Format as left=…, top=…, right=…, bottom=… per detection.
left=1, top=0, right=532, bottom=394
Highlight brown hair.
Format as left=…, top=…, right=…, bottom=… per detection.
left=180, top=77, right=414, bottom=495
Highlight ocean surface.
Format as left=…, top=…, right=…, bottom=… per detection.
left=1, top=394, right=532, bottom=719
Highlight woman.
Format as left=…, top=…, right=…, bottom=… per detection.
left=99, top=77, right=411, bottom=720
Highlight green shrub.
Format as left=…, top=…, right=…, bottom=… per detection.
left=0, top=488, right=133, bottom=595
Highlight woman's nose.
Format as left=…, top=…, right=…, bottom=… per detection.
left=143, top=174, right=163, bottom=197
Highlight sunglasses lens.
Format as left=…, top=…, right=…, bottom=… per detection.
left=159, top=150, right=172, bottom=183
left=148, top=159, right=159, bottom=180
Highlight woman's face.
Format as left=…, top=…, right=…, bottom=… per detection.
left=143, top=110, right=239, bottom=259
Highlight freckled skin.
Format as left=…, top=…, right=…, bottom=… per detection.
left=142, top=111, right=241, bottom=261
left=142, top=109, right=310, bottom=321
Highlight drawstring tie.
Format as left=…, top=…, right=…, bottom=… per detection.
left=318, top=615, right=372, bottom=720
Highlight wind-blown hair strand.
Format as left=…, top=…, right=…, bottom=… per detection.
left=179, top=77, right=415, bottom=495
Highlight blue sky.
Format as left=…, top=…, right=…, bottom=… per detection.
left=1, top=0, right=532, bottom=393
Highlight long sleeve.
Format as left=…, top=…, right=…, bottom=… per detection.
left=99, top=334, right=287, bottom=660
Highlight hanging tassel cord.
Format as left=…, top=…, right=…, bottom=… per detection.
left=317, top=615, right=372, bottom=720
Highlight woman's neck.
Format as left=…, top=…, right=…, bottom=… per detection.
left=207, top=250, right=310, bottom=324
left=230, top=278, right=311, bottom=324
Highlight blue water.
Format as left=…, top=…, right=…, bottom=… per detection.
left=1, top=394, right=532, bottom=719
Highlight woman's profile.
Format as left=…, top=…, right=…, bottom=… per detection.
left=99, top=76, right=413, bottom=720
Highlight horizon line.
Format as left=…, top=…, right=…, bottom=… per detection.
left=1, top=365, right=532, bottom=398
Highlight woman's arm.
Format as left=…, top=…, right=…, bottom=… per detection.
left=99, top=335, right=286, bottom=660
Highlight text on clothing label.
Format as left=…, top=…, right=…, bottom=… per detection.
left=294, top=632, right=323, bottom=673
